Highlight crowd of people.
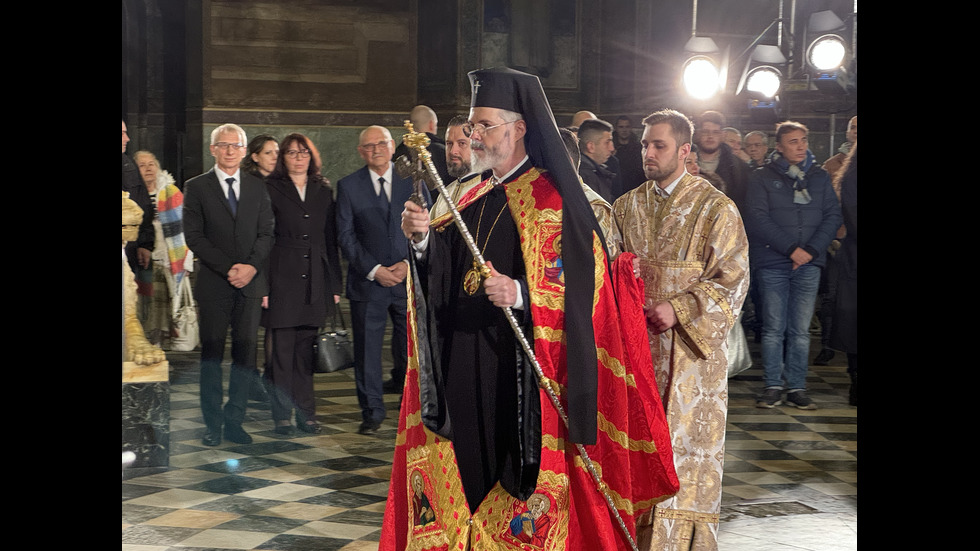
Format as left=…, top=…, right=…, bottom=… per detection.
left=121, top=66, right=856, bottom=551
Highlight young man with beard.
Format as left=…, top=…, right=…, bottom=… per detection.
left=428, top=115, right=490, bottom=223
left=611, top=109, right=750, bottom=551
left=694, top=110, right=750, bottom=211
left=387, top=67, right=678, bottom=551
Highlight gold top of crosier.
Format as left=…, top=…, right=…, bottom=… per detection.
left=403, top=120, right=432, bottom=163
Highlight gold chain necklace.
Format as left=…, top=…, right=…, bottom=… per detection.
left=462, top=195, right=508, bottom=295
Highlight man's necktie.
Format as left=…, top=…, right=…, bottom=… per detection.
left=378, top=177, right=389, bottom=210
left=226, top=177, right=238, bottom=216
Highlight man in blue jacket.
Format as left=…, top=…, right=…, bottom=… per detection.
left=744, top=121, right=842, bottom=410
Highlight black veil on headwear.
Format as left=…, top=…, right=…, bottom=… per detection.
left=468, top=66, right=603, bottom=445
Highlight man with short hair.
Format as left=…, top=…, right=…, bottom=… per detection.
left=394, top=105, right=451, bottom=187
left=613, top=115, right=646, bottom=196
left=695, top=110, right=750, bottom=210
left=183, top=123, right=275, bottom=446
left=744, top=121, right=842, bottom=411
left=570, top=109, right=597, bottom=128
left=577, top=118, right=617, bottom=202
left=743, top=130, right=770, bottom=168
left=388, top=67, right=677, bottom=551
left=428, top=115, right=488, bottom=223
left=724, top=126, right=751, bottom=163
left=336, top=125, right=427, bottom=434
left=612, top=109, right=749, bottom=550
left=560, top=127, right=618, bottom=257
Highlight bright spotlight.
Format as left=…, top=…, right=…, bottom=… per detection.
left=682, top=56, right=721, bottom=100
left=807, top=35, right=847, bottom=72
left=745, top=66, right=782, bottom=98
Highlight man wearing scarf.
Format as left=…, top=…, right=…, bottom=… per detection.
left=612, top=109, right=749, bottom=551
left=384, top=67, right=678, bottom=551
left=744, top=121, right=842, bottom=411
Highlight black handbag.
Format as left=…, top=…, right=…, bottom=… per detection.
left=315, top=310, right=355, bottom=373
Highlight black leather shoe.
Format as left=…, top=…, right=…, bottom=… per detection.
left=202, top=430, right=222, bottom=447
left=274, top=424, right=294, bottom=436
left=224, top=424, right=253, bottom=444
left=297, top=421, right=322, bottom=434
left=813, top=348, right=835, bottom=366
left=357, top=420, right=381, bottom=435
left=382, top=378, right=404, bottom=394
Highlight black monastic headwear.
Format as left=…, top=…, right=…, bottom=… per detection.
left=468, top=67, right=603, bottom=445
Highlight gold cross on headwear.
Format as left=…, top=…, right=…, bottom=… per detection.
left=473, top=79, right=481, bottom=96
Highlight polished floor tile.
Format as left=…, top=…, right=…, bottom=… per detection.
left=123, top=321, right=856, bottom=550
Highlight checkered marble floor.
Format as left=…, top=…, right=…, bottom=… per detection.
left=123, top=328, right=856, bottom=551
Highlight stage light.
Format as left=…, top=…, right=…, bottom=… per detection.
left=680, top=36, right=728, bottom=101
left=683, top=56, right=722, bottom=100
left=804, top=10, right=853, bottom=94
left=736, top=45, right=786, bottom=124
left=807, top=34, right=847, bottom=72
left=745, top=66, right=782, bottom=99
left=736, top=45, right=786, bottom=98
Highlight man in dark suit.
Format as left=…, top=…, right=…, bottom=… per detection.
left=337, top=125, right=428, bottom=435
left=577, top=118, right=618, bottom=203
left=393, top=105, right=451, bottom=188
left=183, top=123, right=275, bottom=446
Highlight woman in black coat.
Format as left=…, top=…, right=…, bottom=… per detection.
left=830, top=143, right=857, bottom=406
left=262, top=133, right=343, bottom=434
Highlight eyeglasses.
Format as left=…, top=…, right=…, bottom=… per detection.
left=284, top=149, right=311, bottom=159
left=359, top=140, right=390, bottom=152
left=462, top=120, right=517, bottom=138
left=213, top=142, right=244, bottom=151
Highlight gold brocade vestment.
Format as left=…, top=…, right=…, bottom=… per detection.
left=611, top=173, right=749, bottom=551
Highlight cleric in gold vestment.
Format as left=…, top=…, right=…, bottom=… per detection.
left=383, top=68, right=679, bottom=551
left=611, top=110, right=749, bottom=551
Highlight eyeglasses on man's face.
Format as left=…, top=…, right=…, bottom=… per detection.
left=213, top=142, right=244, bottom=151
left=359, top=140, right=390, bottom=152
left=462, top=120, right=517, bottom=138
left=285, top=149, right=311, bottom=159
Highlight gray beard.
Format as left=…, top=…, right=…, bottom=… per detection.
left=470, top=149, right=496, bottom=175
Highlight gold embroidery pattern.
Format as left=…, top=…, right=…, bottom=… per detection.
left=533, top=324, right=565, bottom=344
left=654, top=507, right=720, bottom=524
left=395, top=410, right=422, bottom=446
left=405, top=440, right=471, bottom=551
left=504, top=170, right=566, bottom=311
left=597, top=411, right=658, bottom=453
left=474, top=470, right=570, bottom=551
left=597, top=347, right=636, bottom=387
left=405, top=444, right=453, bottom=550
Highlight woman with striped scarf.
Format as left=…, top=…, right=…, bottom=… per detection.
left=135, top=151, right=195, bottom=349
